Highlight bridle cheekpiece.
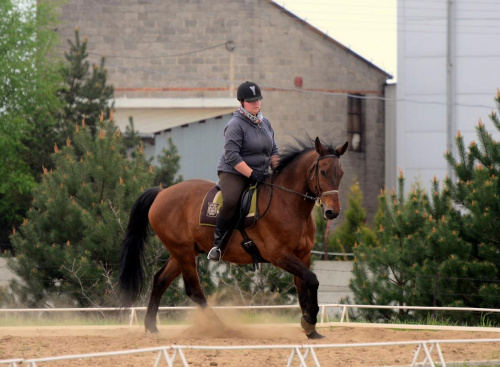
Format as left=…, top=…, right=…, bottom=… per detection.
left=310, top=154, right=340, bottom=206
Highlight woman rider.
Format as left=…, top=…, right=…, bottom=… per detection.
left=207, top=81, right=280, bottom=261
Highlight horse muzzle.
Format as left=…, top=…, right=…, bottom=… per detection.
left=322, top=205, right=340, bottom=220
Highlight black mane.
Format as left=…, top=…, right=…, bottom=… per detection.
left=274, top=136, right=339, bottom=173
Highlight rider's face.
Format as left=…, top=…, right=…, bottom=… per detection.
left=243, top=99, right=261, bottom=116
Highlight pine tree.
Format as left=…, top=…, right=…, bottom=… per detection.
left=312, top=206, right=328, bottom=255
left=350, top=176, right=421, bottom=321
left=410, top=178, right=471, bottom=321
left=350, top=173, right=470, bottom=323
left=154, top=137, right=183, bottom=188
left=123, top=117, right=142, bottom=154
left=5, top=116, right=158, bottom=307
left=444, top=93, right=500, bottom=313
left=328, top=179, right=376, bottom=258
left=57, top=27, right=114, bottom=140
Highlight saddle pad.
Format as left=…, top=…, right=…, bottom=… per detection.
left=199, top=185, right=257, bottom=229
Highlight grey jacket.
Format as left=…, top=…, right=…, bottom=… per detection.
left=217, top=111, right=279, bottom=175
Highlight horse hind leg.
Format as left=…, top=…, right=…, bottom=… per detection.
left=144, top=257, right=181, bottom=333
left=179, top=258, right=225, bottom=328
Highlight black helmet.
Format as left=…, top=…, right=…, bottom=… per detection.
left=237, top=81, right=263, bottom=102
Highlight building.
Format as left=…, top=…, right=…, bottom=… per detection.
left=394, top=0, right=500, bottom=194
left=55, top=0, right=392, bottom=221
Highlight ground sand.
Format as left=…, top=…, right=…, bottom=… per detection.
left=1, top=314, right=500, bottom=366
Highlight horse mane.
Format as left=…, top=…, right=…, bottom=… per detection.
left=274, top=136, right=339, bottom=174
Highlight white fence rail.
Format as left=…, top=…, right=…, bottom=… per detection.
left=1, top=304, right=499, bottom=325
left=1, top=339, right=500, bottom=367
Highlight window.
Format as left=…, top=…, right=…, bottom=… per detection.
left=348, top=95, right=364, bottom=152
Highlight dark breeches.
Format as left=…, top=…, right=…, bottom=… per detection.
left=218, top=172, right=250, bottom=221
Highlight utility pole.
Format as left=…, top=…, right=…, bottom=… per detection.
left=446, top=0, right=456, bottom=181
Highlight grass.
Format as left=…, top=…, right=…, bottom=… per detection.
left=0, top=312, right=129, bottom=327
left=324, top=311, right=500, bottom=329
left=0, top=308, right=303, bottom=327
left=1, top=308, right=498, bottom=329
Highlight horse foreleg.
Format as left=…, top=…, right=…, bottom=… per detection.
left=294, top=251, right=312, bottom=317
left=145, top=257, right=181, bottom=333
left=276, top=254, right=324, bottom=339
left=294, top=275, right=309, bottom=316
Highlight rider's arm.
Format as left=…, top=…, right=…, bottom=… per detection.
left=234, top=161, right=253, bottom=177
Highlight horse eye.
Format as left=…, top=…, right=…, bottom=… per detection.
left=320, top=170, right=326, bottom=176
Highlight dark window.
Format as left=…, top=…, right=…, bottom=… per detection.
left=348, top=95, right=364, bottom=152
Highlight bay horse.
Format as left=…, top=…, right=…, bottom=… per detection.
left=118, top=137, right=348, bottom=339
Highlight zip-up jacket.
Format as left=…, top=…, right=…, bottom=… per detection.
left=217, top=111, right=279, bottom=175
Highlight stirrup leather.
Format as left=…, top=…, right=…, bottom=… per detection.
left=207, top=247, right=221, bottom=260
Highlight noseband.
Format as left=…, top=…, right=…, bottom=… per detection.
left=310, top=154, right=340, bottom=206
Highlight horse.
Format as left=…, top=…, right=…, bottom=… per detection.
left=118, top=137, right=348, bottom=339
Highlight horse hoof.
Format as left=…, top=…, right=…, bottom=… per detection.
left=145, top=325, right=159, bottom=333
left=307, top=330, right=325, bottom=339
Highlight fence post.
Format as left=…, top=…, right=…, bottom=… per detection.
left=129, top=309, right=138, bottom=326
left=340, top=306, right=348, bottom=323
left=319, top=305, right=326, bottom=324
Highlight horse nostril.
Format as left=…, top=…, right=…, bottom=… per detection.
left=325, top=210, right=336, bottom=219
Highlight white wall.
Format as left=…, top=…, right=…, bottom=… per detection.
left=0, top=258, right=17, bottom=287
left=395, top=0, right=500, bottom=194
left=313, top=261, right=354, bottom=305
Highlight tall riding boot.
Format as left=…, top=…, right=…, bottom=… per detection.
left=207, top=215, right=234, bottom=261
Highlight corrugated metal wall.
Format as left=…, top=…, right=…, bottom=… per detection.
left=397, top=0, right=500, bottom=194
left=144, top=114, right=233, bottom=182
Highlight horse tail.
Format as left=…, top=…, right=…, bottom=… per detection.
left=118, top=187, right=162, bottom=306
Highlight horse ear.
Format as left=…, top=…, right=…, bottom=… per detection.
left=314, top=137, right=327, bottom=155
left=335, top=141, right=349, bottom=157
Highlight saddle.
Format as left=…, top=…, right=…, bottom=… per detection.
left=199, top=183, right=269, bottom=268
left=199, top=184, right=258, bottom=229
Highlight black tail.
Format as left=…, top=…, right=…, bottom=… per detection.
left=118, top=187, right=162, bottom=306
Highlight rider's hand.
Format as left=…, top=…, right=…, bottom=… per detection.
left=250, top=169, right=266, bottom=182
left=270, top=155, right=280, bottom=169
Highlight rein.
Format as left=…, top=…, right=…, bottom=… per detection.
left=257, top=153, right=340, bottom=219
left=262, top=180, right=316, bottom=201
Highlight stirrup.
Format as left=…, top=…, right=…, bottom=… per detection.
left=207, top=247, right=221, bottom=261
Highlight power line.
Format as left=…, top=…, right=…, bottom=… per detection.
left=56, top=41, right=229, bottom=60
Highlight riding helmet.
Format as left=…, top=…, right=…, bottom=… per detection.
left=237, top=81, right=263, bottom=102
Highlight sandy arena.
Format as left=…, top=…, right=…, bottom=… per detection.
left=1, top=314, right=500, bottom=367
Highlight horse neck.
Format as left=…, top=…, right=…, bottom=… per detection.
left=272, top=150, right=317, bottom=213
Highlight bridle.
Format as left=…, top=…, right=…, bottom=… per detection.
left=257, top=153, right=340, bottom=218
left=310, top=154, right=340, bottom=206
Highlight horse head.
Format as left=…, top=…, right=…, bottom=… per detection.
left=309, top=137, right=348, bottom=220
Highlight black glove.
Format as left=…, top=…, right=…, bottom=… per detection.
left=250, top=169, right=266, bottom=182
